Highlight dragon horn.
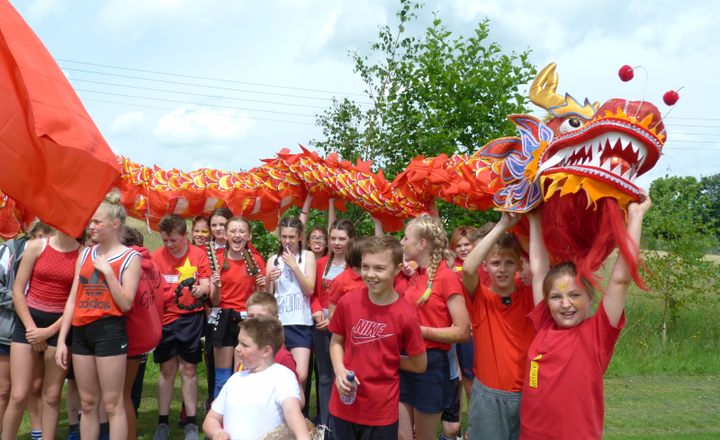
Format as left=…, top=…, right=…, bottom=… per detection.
left=529, top=63, right=566, bottom=111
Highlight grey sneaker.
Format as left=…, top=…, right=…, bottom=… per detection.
left=153, top=423, right=170, bottom=440
left=184, top=423, right=200, bottom=440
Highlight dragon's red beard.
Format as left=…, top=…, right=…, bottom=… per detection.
left=542, top=192, right=647, bottom=290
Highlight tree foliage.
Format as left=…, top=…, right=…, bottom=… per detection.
left=310, top=0, right=536, bottom=233
left=642, top=175, right=720, bottom=341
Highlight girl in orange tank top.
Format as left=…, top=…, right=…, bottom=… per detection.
left=55, top=192, right=141, bottom=440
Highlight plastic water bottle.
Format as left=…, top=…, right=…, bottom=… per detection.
left=340, top=371, right=357, bottom=405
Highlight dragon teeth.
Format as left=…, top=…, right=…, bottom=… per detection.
left=601, top=160, right=613, bottom=171
left=611, top=163, right=623, bottom=176
left=621, top=167, right=634, bottom=181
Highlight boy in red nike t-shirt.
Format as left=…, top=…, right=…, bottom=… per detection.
left=329, top=235, right=426, bottom=440
left=151, top=215, right=211, bottom=439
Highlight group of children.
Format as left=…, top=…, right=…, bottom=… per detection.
left=0, top=188, right=651, bottom=440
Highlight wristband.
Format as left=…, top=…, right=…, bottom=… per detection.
left=300, top=210, right=308, bottom=215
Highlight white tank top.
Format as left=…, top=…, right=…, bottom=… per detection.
left=269, top=250, right=313, bottom=326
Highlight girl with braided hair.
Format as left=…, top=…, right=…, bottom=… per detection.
left=310, top=219, right=355, bottom=427
left=208, top=217, right=267, bottom=398
left=398, top=216, right=471, bottom=440
left=266, top=216, right=316, bottom=398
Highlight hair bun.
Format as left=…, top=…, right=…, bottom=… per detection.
left=104, top=189, right=122, bottom=205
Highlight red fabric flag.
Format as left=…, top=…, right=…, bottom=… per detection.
left=0, top=0, right=119, bottom=238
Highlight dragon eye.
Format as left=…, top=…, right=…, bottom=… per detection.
left=558, top=117, right=584, bottom=134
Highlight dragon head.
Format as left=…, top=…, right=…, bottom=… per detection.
left=529, top=63, right=666, bottom=211
left=498, top=62, right=664, bottom=289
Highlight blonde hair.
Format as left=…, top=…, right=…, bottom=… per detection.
left=25, top=219, right=56, bottom=239
left=246, top=291, right=278, bottom=316
left=407, top=217, right=450, bottom=305
left=99, top=190, right=126, bottom=226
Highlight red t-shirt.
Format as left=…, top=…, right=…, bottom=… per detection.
left=275, top=346, right=300, bottom=384
left=403, top=261, right=463, bottom=351
left=393, top=272, right=412, bottom=297
left=151, top=244, right=211, bottom=325
left=328, top=268, right=366, bottom=306
left=125, top=246, right=164, bottom=357
left=463, top=283, right=535, bottom=392
left=329, top=288, right=425, bottom=426
left=73, top=246, right=139, bottom=326
left=216, top=252, right=266, bottom=312
left=520, top=301, right=625, bottom=440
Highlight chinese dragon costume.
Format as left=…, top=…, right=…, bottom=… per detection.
left=0, top=63, right=665, bottom=287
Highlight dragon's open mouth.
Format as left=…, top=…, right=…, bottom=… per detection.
left=536, top=100, right=666, bottom=206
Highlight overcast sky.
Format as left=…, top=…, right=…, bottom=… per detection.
left=15, top=0, right=720, bottom=191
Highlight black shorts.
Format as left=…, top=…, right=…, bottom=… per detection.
left=400, top=348, right=451, bottom=414
left=73, top=316, right=128, bottom=357
left=441, top=377, right=461, bottom=423
left=283, top=324, right=313, bottom=350
left=330, top=416, right=398, bottom=440
left=0, top=343, right=9, bottom=355
left=12, top=308, right=69, bottom=347
left=216, top=320, right=240, bottom=348
left=67, top=361, right=75, bottom=380
left=154, top=312, right=204, bottom=365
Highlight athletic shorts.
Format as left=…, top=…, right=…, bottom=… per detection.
left=67, top=362, right=75, bottom=380
left=467, top=378, right=521, bottom=440
left=283, top=324, right=313, bottom=350
left=400, top=348, right=451, bottom=414
left=456, top=339, right=475, bottom=379
left=73, top=316, right=128, bottom=357
left=12, top=308, right=69, bottom=347
left=154, top=312, right=204, bottom=365
left=330, top=416, right=398, bottom=440
left=0, top=343, right=10, bottom=355
left=218, top=321, right=240, bottom=347
left=441, top=377, right=461, bottom=423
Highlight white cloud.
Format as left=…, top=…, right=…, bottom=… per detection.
left=153, top=106, right=255, bottom=147
left=109, top=112, right=150, bottom=137
left=22, top=0, right=68, bottom=21
left=98, top=0, right=244, bottom=42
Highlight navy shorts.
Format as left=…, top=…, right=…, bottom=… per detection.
left=154, top=312, right=204, bottom=365
left=0, top=343, right=9, bottom=355
left=400, top=348, right=451, bottom=414
left=283, top=324, right=312, bottom=350
left=442, top=377, right=461, bottom=423
left=457, top=339, right=475, bottom=379
left=13, top=308, right=70, bottom=347
left=73, top=316, right=127, bottom=357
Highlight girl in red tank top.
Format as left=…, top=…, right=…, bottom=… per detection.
left=55, top=192, right=141, bottom=440
left=4, top=230, right=80, bottom=440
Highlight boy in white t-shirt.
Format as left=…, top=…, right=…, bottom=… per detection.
left=203, top=315, right=310, bottom=440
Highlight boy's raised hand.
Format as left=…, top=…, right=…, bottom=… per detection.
left=498, top=211, right=521, bottom=230
left=212, top=432, right=230, bottom=440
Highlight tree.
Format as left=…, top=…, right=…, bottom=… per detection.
left=643, top=175, right=720, bottom=342
left=701, top=173, right=720, bottom=246
left=310, top=0, right=536, bottom=233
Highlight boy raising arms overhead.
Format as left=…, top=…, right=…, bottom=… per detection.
left=329, top=235, right=427, bottom=440
left=461, top=212, right=539, bottom=440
